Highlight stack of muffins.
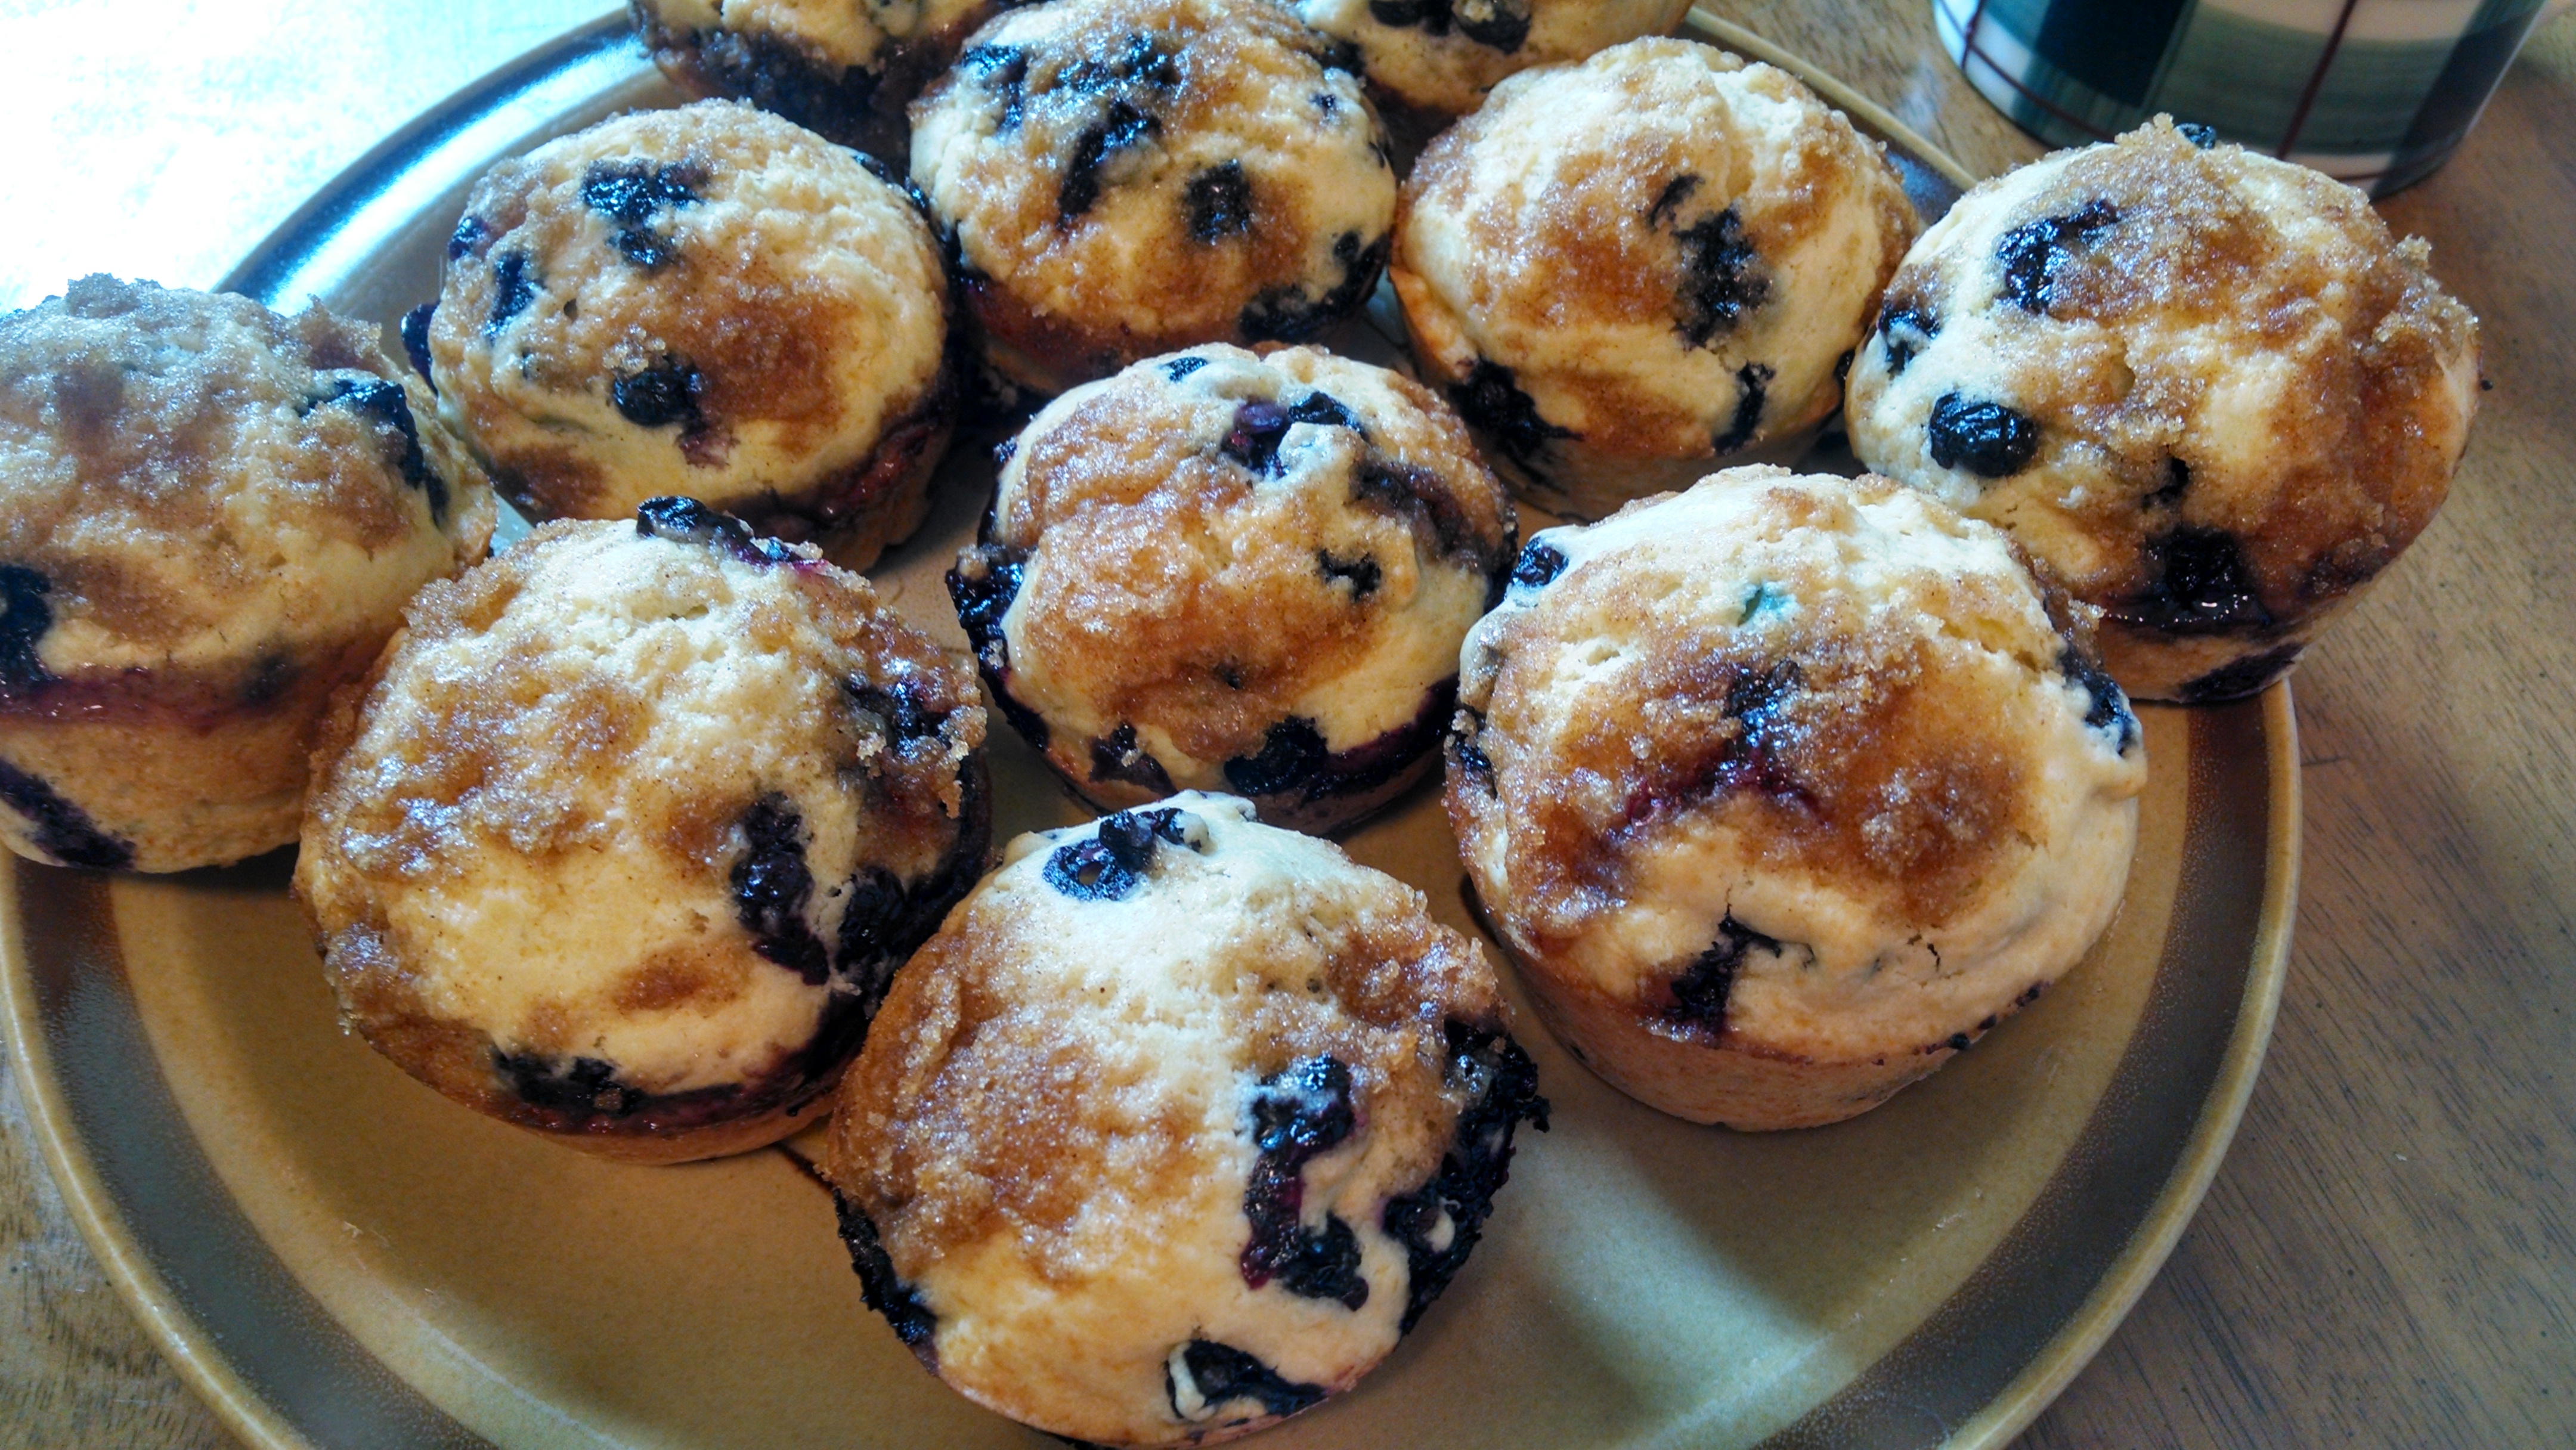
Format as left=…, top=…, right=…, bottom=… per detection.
left=0, top=0, right=2479, bottom=1443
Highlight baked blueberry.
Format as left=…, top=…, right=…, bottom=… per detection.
left=630, top=0, right=1005, bottom=157
left=1184, top=160, right=1255, bottom=242
left=1874, top=296, right=1938, bottom=376
left=1291, top=0, right=1688, bottom=150
left=1993, top=198, right=2119, bottom=314
left=1925, top=392, right=2041, bottom=478
left=1447, top=358, right=1571, bottom=471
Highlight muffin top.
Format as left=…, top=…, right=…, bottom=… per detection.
left=909, top=0, right=1396, bottom=357
left=297, top=505, right=984, bottom=1119
left=825, top=792, right=1537, bottom=1446
left=1845, top=118, right=2478, bottom=636
left=1450, top=467, right=2145, bottom=1058
left=967, top=343, right=1512, bottom=783
left=1397, top=39, right=1915, bottom=465
left=0, top=276, right=493, bottom=693
left=1292, top=0, right=1686, bottom=116
left=645, top=0, right=995, bottom=74
left=431, top=99, right=948, bottom=519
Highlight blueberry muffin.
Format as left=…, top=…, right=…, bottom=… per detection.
left=1392, top=39, right=1917, bottom=520
left=823, top=792, right=1544, bottom=1445
left=0, top=277, right=494, bottom=872
left=632, top=0, right=1008, bottom=157
left=428, top=100, right=953, bottom=569
left=909, top=0, right=1397, bottom=399
left=1289, top=0, right=1689, bottom=146
left=948, top=344, right=1513, bottom=833
left=1846, top=119, right=2480, bottom=702
left=296, top=501, right=987, bottom=1163
left=1449, top=467, right=2145, bottom=1129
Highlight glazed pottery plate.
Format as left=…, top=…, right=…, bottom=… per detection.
left=1, top=11, right=2296, bottom=1449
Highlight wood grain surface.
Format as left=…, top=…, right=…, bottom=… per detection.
left=3, top=2, right=2571, bottom=1446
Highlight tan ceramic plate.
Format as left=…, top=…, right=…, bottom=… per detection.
left=1, top=12, right=2296, bottom=1449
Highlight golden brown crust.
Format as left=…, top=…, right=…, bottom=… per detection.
left=633, top=0, right=1000, bottom=156
left=334, top=907, right=836, bottom=1163
left=0, top=277, right=493, bottom=869
left=327, top=904, right=829, bottom=1163
left=818, top=795, right=1538, bottom=1443
left=1512, top=945, right=1992, bottom=1130
left=451, top=256, right=931, bottom=518
left=967, top=346, right=1509, bottom=837
left=0, top=277, right=492, bottom=682
left=2002, top=131, right=2466, bottom=612
left=729, top=372, right=956, bottom=571
left=2, top=290, right=403, bottom=565
left=1446, top=470, right=2143, bottom=1121
left=315, top=533, right=978, bottom=881
left=828, top=915, right=1206, bottom=1271
left=448, top=169, right=889, bottom=492
left=0, top=700, right=306, bottom=870
left=537, top=1099, right=834, bottom=1163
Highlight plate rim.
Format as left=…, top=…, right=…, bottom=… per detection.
left=1950, top=683, right=2298, bottom=1449
left=4, top=864, right=327, bottom=1450
left=0, top=13, right=2298, bottom=1448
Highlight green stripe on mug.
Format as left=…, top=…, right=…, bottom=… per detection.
left=1936, top=0, right=2562, bottom=194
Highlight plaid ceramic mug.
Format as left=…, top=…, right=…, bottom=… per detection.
left=1938, top=0, right=2569, bottom=194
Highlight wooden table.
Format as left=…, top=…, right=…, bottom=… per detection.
left=4, top=2, right=2570, bottom=1445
